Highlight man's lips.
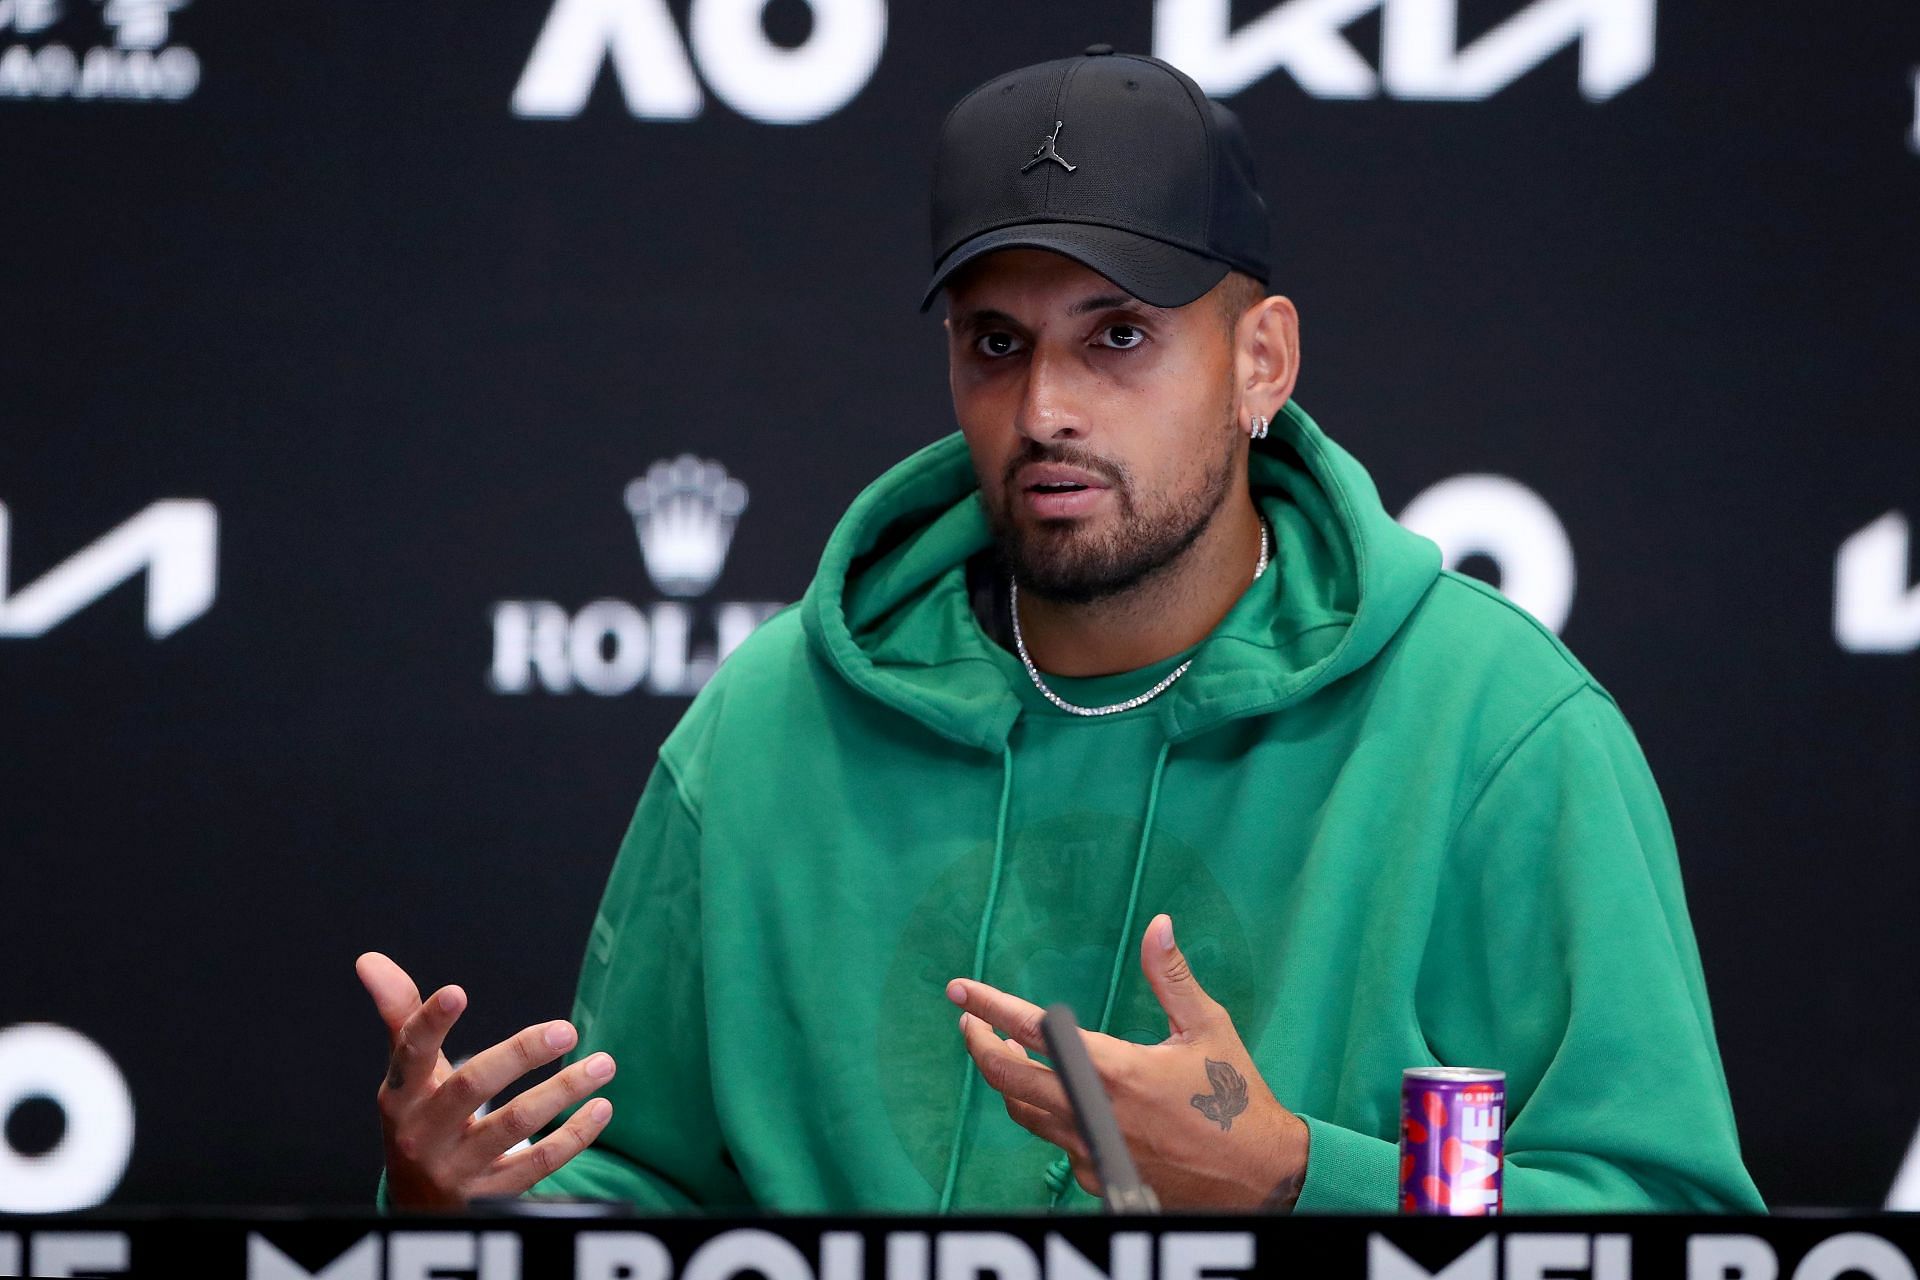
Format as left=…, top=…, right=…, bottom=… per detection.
left=1014, top=463, right=1111, bottom=495
left=1012, top=462, right=1113, bottom=518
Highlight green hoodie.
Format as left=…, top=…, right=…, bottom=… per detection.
left=508, top=399, right=1762, bottom=1214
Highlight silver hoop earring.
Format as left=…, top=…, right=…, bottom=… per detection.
left=1249, top=414, right=1268, bottom=440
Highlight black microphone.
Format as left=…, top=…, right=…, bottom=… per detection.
left=1040, top=1003, right=1161, bottom=1214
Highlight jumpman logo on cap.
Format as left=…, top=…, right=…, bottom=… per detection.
left=1021, top=120, right=1077, bottom=174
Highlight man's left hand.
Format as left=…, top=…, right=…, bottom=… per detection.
left=948, top=913, right=1309, bottom=1211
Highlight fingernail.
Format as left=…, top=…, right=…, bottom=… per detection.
left=589, top=1099, right=612, bottom=1122
left=946, top=981, right=966, bottom=1006
left=545, top=1022, right=574, bottom=1051
left=586, top=1053, right=614, bottom=1080
left=437, top=989, right=461, bottom=1013
left=1159, top=915, right=1176, bottom=952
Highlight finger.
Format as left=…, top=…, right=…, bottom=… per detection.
left=946, top=978, right=1049, bottom=1054
left=1140, top=913, right=1223, bottom=1039
left=385, top=984, right=467, bottom=1098
left=456, top=1051, right=617, bottom=1174
left=424, top=1019, right=576, bottom=1129
left=1015, top=1019, right=1137, bottom=1090
left=1070, top=1151, right=1104, bottom=1197
left=356, top=952, right=424, bottom=1037
left=1007, top=1096, right=1084, bottom=1156
left=471, top=1097, right=614, bottom=1199
left=960, top=1011, right=1070, bottom=1112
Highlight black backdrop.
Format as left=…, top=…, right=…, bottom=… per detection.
left=2, top=0, right=1916, bottom=1214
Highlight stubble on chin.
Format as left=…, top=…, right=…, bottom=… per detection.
left=986, top=456, right=1233, bottom=606
left=991, top=503, right=1142, bottom=605
left=984, top=398, right=1243, bottom=606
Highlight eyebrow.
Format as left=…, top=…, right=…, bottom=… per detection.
left=952, top=291, right=1167, bottom=334
left=1066, top=292, right=1146, bottom=316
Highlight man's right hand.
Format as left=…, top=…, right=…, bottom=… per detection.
left=355, top=952, right=618, bottom=1211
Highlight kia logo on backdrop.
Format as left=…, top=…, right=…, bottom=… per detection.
left=0, top=500, right=218, bottom=639
left=1156, top=0, right=1656, bottom=102
left=489, top=456, right=785, bottom=697
left=509, top=0, right=1656, bottom=123
left=0, top=0, right=200, bottom=103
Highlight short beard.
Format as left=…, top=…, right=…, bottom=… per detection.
left=984, top=418, right=1239, bottom=606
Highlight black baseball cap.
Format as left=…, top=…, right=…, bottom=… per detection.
left=920, top=44, right=1271, bottom=313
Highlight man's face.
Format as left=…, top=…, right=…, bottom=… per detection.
left=944, top=248, right=1242, bottom=604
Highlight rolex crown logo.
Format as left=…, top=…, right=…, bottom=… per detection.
left=623, top=455, right=749, bottom=598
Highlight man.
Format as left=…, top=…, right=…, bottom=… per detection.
left=358, top=48, right=1764, bottom=1214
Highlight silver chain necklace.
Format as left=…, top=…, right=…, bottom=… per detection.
left=1009, top=518, right=1271, bottom=718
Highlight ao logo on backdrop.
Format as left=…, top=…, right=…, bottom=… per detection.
left=511, top=0, right=1657, bottom=122
left=513, top=0, right=887, bottom=122
left=0, top=1024, right=134, bottom=1213
left=0, top=0, right=199, bottom=102
left=490, top=456, right=785, bottom=697
left=1398, top=475, right=1576, bottom=634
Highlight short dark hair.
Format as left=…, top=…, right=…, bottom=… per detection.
left=1213, top=270, right=1268, bottom=336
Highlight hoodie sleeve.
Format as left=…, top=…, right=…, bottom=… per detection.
left=518, top=756, right=749, bottom=1210
left=1293, top=682, right=1765, bottom=1213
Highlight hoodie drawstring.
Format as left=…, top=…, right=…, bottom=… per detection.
left=1044, top=739, right=1172, bottom=1207
left=936, top=745, right=1016, bottom=1213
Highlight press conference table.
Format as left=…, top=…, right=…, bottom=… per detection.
left=2, top=1208, right=1913, bottom=1278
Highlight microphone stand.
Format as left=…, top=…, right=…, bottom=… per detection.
left=1041, top=1004, right=1161, bottom=1214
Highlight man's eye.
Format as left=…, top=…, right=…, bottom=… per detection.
left=974, top=332, right=1021, bottom=358
left=1100, top=324, right=1145, bottom=350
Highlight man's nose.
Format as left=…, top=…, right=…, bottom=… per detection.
left=1012, top=345, right=1086, bottom=442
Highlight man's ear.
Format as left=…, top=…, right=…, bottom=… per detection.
left=1237, top=295, right=1301, bottom=420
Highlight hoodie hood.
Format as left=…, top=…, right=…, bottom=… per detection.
left=799, top=399, right=1442, bottom=752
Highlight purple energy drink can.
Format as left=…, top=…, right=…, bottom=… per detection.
left=1399, top=1067, right=1505, bottom=1215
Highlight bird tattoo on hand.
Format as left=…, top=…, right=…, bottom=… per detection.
left=1190, top=1058, right=1251, bottom=1131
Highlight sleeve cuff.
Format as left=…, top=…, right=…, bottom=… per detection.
left=1292, top=1113, right=1401, bottom=1213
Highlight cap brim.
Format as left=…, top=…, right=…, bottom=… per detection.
left=919, top=222, right=1231, bottom=313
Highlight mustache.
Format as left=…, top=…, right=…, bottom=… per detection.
left=1000, top=443, right=1128, bottom=491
